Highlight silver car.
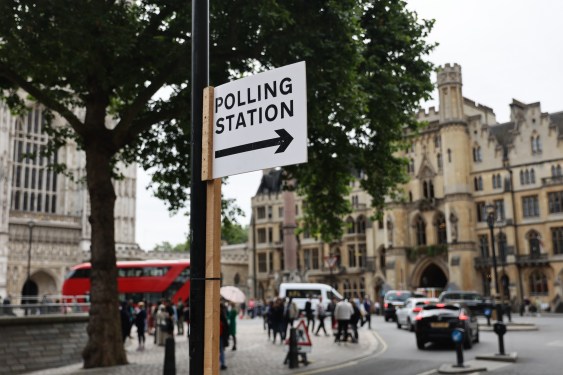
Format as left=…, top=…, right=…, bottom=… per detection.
left=396, top=297, right=438, bottom=331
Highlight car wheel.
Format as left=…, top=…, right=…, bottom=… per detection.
left=463, top=330, right=473, bottom=349
left=407, top=318, right=414, bottom=332
left=396, top=320, right=402, bottom=329
left=416, top=336, right=425, bottom=350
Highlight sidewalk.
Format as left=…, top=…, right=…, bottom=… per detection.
left=27, top=318, right=380, bottom=375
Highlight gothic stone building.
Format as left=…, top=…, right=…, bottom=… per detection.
left=0, top=101, right=137, bottom=302
left=250, top=64, right=563, bottom=310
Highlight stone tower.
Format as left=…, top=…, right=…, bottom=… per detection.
left=437, top=63, right=476, bottom=290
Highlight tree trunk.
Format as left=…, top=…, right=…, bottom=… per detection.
left=81, top=143, right=127, bottom=368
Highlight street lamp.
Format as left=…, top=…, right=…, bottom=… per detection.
left=24, top=221, right=35, bottom=316
left=486, top=204, right=503, bottom=322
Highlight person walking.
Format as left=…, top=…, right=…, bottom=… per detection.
left=314, top=297, right=329, bottom=336
left=304, top=295, right=315, bottom=332
left=134, top=302, right=147, bottom=351
left=219, top=303, right=229, bottom=370
left=120, top=301, right=131, bottom=344
left=176, top=298, right=184, bottom=335
left=271, top=298, right=285, bottom=344
left=327, top=296, right=337, bottom=331
left=284, top=297, right=299, bottom=338
left=362, top=295, right=372, bottom=329
left=350, top=300, right=361, bottom=343
left=227, top=302, right=238, bottom=350
left=334, top=298, right=354, bottom=343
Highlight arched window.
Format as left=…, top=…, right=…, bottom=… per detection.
left=497, top=232, right=507, bottom=262
left=435, top=213, right=447, bottom=244
left=423, top=181, right=429, bottom=198
left=447, top=149, right=452, bottom=163
left=415, top=215, right=427, bottom=246
left=429, top=181, right=435, bottom=198
left=409, top=159, right=415, bottom=174
left=528, top=231, right=541, bottom=257
left=234, top=273, right=240, bottom=285
left=529, top=270, right=548, bottom=295
left=437, top=153, right=443, bottom=170
left=348, top=245, right=357, bottom=268
left=530, top=169, right=535, bottom=184
left=473, top=146, right=482, bottom=162
left=525, top=170, right=530, bottom=184
left=409, top=191, right=413, bottom=202
left=520, top=170, right=524, bottom=185
left=558, top=165, right=562, bottom=176
left=357, top=216, right=366, bottom=234
left=380, top=247, right=386, bottom=271
left=346, top=217, right=355, bottom=234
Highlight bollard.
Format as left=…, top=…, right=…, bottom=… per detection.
left=288, top=328, right=299, bottom=369
left=493, top=322, right=507, bottom=355
left=163, top=337, right=176, bottom=375
left=451, top=328, right=465, bottom=368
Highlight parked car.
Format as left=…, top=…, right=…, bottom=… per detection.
left=383, top=290, right=423, bottom=322
left=396, top=297, right=439, bottom=331
left=414, top=303, right=479, bottom=350
left=438, top=291, right=490, bottom=315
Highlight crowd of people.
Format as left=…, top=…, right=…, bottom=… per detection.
left=258, top=295, right=376, bottom=345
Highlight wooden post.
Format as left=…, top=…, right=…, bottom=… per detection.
left=202, top=86, right=221, bottom=375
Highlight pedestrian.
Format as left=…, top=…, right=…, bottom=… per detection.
left=176, top=298, right=184, bottom=335
left=350, top=300, right=361, bottom=343
left=327, top=297, right=337, bottom=331
left=284, top=297, right=299, bottom=338
left=271, top=298, right=285, bottom=343
left=361, top=295, right=372, bottom=329
left=156, top=304, right=169, bottom=346
left=135, top=301, right=147, bottom=351
left=227, top=302, right=238, bottom=350
left=239, top=301, right=246, bottom=319
left=248, top=298, right=255, bottom=318
left=374, top=300, right=381, bottom=316
left=219, top=303, right=229, bottom=370
left=304, top=294, right=315, bottom=332
left=314, top=297, right=329, bottom=336
left=266, top=300, right=274, bottom=339
left=184, top=298, right=191, bottom=337
left=334, top=298, right=354, bottom=343
left=120, top=301, right=131, bottom=344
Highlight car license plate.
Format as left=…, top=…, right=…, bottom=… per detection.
left=430, top=322, right=449, bottom=328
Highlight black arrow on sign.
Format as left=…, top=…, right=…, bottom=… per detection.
left=215, top=129, right=294, bottom=159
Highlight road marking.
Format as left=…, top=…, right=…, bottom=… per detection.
left=547, top=340, right=563, bottom=347
left=416, top=369, right=438, bottom=375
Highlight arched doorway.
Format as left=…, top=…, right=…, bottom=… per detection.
left=419, top=263, right=448, bottom=289
left=21, top=279, right=38, bottom=301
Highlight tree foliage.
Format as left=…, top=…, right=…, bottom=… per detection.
left=0, top=0, right=434, bottom=367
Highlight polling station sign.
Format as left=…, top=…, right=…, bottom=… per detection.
left=212, top=61, right=307, bottom=178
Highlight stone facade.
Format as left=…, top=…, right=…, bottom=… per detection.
left=250, top=64, right=563, bottom=311
left=0, top=101, right=138, bottom=302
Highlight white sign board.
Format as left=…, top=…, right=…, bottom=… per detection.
left=212, top=61, right=307, bottom=178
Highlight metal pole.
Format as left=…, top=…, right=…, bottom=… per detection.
left=25, top=221, right=34, bottom=316
left=251, top=214, right=257, bottom=299
left=488, top=212, right=503, bottom=322
left=189, top=1, right=209, bottom=374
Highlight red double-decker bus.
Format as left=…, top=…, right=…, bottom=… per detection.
left=62, top=259, right=190, bottom=304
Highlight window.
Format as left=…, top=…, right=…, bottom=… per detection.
left=434, top=135, right=441, bottom=148
left=529, top=270, right=548, bottom=295
left=522, top=196, right=540, bottom=218
left=437, top=153, right=442, bottom=170
left=476, top=202, right=487, bottom=222
left=422, top=180, right=434, bottom=198
left=257, top=206, right=266, bottom=219
left=408, top=159, right=415, bottom=174
left=551, top=227, right=563, bottom=255
left=311, top=248, right=320, bottom=269
left=528, top=231, right=541, bottom=256
left=268, top=252, right=273, bottom=272
left=415, top=215, right=426, bottom=246
left=358, top=244, right=366, bottom=268
left=553, top=165, right=563, bottom=177
left=278, top=207, right=284, bottom=218
left=258, top=253, right=267, bottom=273
left=268, top=227, right=273, bottom=243
left=447, top=149, right=452, bottom=162
left=474, top=176, right=483, bottom=191
left=492, top=174, right=503, bottom=189
left=473, top=146, right=482, bottom=162
left=519, top=169, right=535, bottom=185
left=494, top=199, right=505, bottom=221
left=348, top=245, right=357, bottom=268
left=435, top=213, right=447, bottom=244
left=497, top=232, right=507, bottom=262
left=479, top=235, right=489, bottom=258
left=257, top=228, right=267, bottom=243
left=346, top=217, right=355, bottom=234
left=548, top=191, right=563, bottom=214
left=295, top=204, right=299, bottom=216
left=304, top=249, right=311, bottom=269
left=357, top=216, right=366, bottom=234
left=531, top=136, right=542, bottom=154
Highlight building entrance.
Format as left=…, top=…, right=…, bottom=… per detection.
left=419, top=263, right=447, bottom=288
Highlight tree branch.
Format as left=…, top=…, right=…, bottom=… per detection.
left=0, top=62, right=86, bottom=138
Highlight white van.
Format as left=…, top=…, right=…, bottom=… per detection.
left=278, top=283, right=343, bottom=313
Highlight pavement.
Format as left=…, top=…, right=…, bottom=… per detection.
left=26, top=317, right=381, bottom=375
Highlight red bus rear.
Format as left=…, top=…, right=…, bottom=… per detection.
left=62, top=259, right=190, bottom=304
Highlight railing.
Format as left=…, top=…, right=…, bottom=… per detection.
left=542, top=176, right=563, bottom=186
left=0, top=295, right=90, bottom=317
left=516, top=253, right=549, bottom=266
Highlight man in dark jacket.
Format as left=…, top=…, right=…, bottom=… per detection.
left=304, top=295, right=315, bottom=332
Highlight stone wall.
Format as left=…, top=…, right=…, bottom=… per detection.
left=0, top=314, right=88, bottom=374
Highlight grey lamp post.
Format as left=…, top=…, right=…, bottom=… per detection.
left=486, top=204, right=503, bottom=322
left=24, top=221, right=35, bottom=316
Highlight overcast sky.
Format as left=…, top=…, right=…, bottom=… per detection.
left=135, top=0, right=563, bottom=251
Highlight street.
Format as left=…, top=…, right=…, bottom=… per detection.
left=316, top=314, right=563, bottom=375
